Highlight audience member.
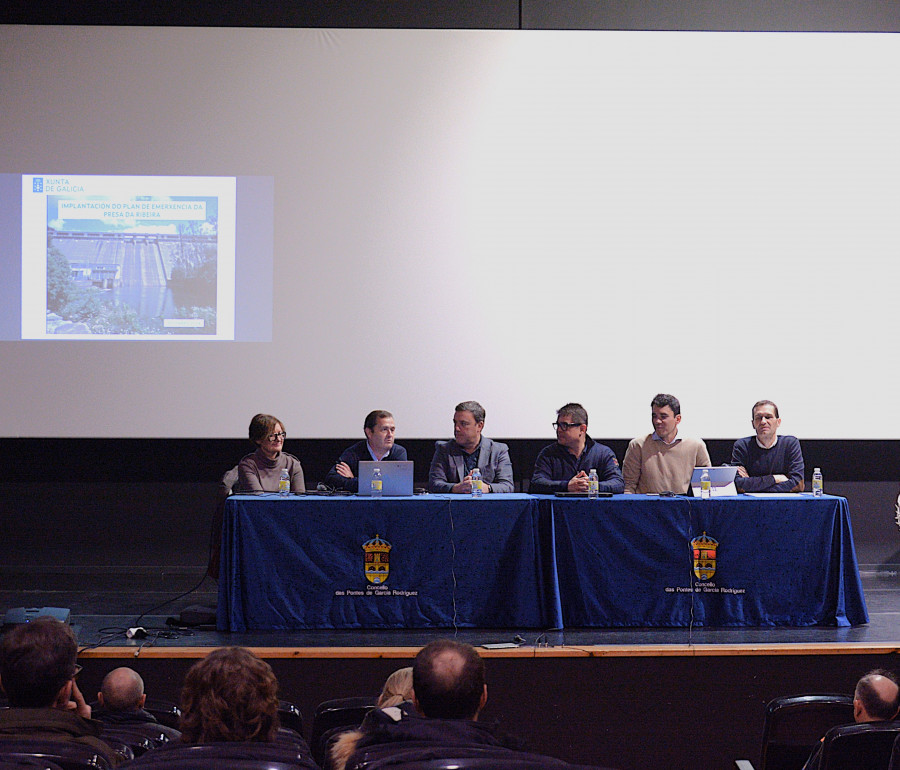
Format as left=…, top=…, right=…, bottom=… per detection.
left=238, top=413, right=305, bottom=493
left=329, top=666, right=416, bottom=770
left=339, top=639, right=523, bottom=769
left=429, top=401, right=514, bottom=493
left=731, top=399, right=804, bottom=492
left=530, top=403, right=624, bottom=494
left=377, top=666, right=414, bottom=709
left=623, top=393, right=710, bottom=494
left=324, top=410, right=408, bottom=492
left=802, top=669, right=900, bottom=770
left=0, top=617, right=121, bottom=765
left=93, top=667, right=181, bottom=739
left=178, top=647, right=280, bottom=744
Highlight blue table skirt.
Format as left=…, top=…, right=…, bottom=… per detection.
left=549, top=495, right=868, bottom=628
left=218, top=494, right=559, bottom=632
left=217, top=493, right=868, bottom=631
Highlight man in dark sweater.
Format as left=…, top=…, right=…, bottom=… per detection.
left=93, top=667, right=181, bottom=740
left=802, top=669, right=899, bottom=770
left=324, top=410, right=408, bottom=492
left=530, top=403, right=623, bottom=494
left=346, top=639, right=507, bottom=766
left=731, top=399, right=804, bottom=493
left=0, top=617, right=121, bottom=765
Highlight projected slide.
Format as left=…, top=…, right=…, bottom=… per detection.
left=21, top=175, right=237, bottom=340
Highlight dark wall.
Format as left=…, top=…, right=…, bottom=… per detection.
left=2, top=439, right=898, bottom=573
left=4, top=0, right=900, bottom=30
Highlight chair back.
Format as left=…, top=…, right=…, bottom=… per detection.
left=128, top=760, right=301, bottom=770
left=311, top=697, right=376, bottom=766
left=277, top=700, right=304, bottom=737
left=98, top=725, right=167, bottom=757
left=123, top=740, right=318, bottom=769
left=349, top=743, right=596, bottom=770
left=759, top=693, right=854, bottom=770
left=0, top=760, right=64, bottom=770
left=142, top=699, right=182, bottom=731
left=0, top=739, right=113, bottom=770
left=820, top=720, right=900, bottom=770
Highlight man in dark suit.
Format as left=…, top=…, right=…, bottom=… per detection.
left=428, top=401, right=514, bottom=493
left=324, top=410, right=408, bottom=492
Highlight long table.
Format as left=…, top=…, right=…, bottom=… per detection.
left=217, top=493, right=868, bottom=631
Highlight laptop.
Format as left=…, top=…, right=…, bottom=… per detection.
left=689, top=466, right=738, bottom=497
left=357, top=460, right=415, bottom=496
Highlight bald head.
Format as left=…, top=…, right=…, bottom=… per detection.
left=413, top=639, right=486, bottom=720
left=854, top=670, right=900, bottom=722
left=99, top=667, right=146, bottom=712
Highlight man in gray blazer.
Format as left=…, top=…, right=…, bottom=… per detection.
left=428, top=400, right=514, bottom=493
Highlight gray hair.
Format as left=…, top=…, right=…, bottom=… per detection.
left=454, top=401, right=485, bottom=424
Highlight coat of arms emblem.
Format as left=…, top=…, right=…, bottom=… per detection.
left=363, top=534, right=391, bottom=585
left=691, top=532, right=718, bottom=581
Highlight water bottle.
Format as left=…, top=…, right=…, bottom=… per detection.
left=471, top=467, right=483, bottom=498
left=588, top=468, right=599, bottom=499
left=700, top=468, right=711, bottom=500
left=812, top=467, right=823, bottom=497
left=278, top=468, right=290, bottom=496
left=371, top=467, right=383, bottom=498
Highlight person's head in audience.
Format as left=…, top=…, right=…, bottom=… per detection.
left=179, top=647, right=280, bottom=743
left=854, top=669, right=900, bottom=722
left=98, top=667, right=146, bottom=713
left=412, top=639, right=487, bottom=720
left=651, top=393, right=681, bottom=443
left=365, top=410, right=396, bottom=458
left=377, top=666, right=414, bottom=709
left=0, top=616, right=84, bottom=711
left=453, top=401, right=486, bottom=454
left=248, top=413, right=287, bottom=461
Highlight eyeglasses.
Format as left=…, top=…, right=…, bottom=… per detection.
left=72, top=664, right=82, bottom=680
left=553, top=422, right=583, bottom=431
left=266, top=432, right=287, bottom=442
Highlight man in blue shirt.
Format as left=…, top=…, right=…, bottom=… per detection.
left=529, top=403, right=624, bottom=494
left=731, top=399, right=804, bottom=493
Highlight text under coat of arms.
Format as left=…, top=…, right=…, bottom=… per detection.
left=691, top=532, right=718, bottom=581
left=363, top=534, right=391, bottom=585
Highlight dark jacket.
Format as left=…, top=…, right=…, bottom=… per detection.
left=530, top=436, right=624, bottom=494
left=428, top=437, right=514, bottom=493
left=0, top=707, right=122, bottom=765
left=324, top=441, right=408, bottom=492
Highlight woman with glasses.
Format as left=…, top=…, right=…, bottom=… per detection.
left=238, top=413, right=305, bottom=493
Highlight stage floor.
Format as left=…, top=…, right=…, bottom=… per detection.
left=3, top=564, right=899, bottom=653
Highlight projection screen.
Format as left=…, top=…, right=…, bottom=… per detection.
left=1, top=26, right=898, bottom=439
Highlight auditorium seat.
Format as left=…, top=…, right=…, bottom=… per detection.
left=0, top=740, right=114, bottom=770
left=278, top=700, right=304, bottom=737
left=310, top=696, right=375, bottom=766
left=347, top=742, right=613, bottom=770
left=0, top=759, right=64, bottom=770
left=121, top=741, right=318, bottom=769
left=123, top=760, right=301, bottom=770
left=207, top=464, right=239, bottom=580
left=888, top=731, right=900, bottom=769
left=817, top=720, right=900, bottom=769
left=141, top=699, right=182, bottom=731
left=734, top=693, right=854, bottom=770
left=98, top=725, right=168, bottom=757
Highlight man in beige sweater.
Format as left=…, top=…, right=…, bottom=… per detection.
left=623, top=393, right=710, bottom=494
